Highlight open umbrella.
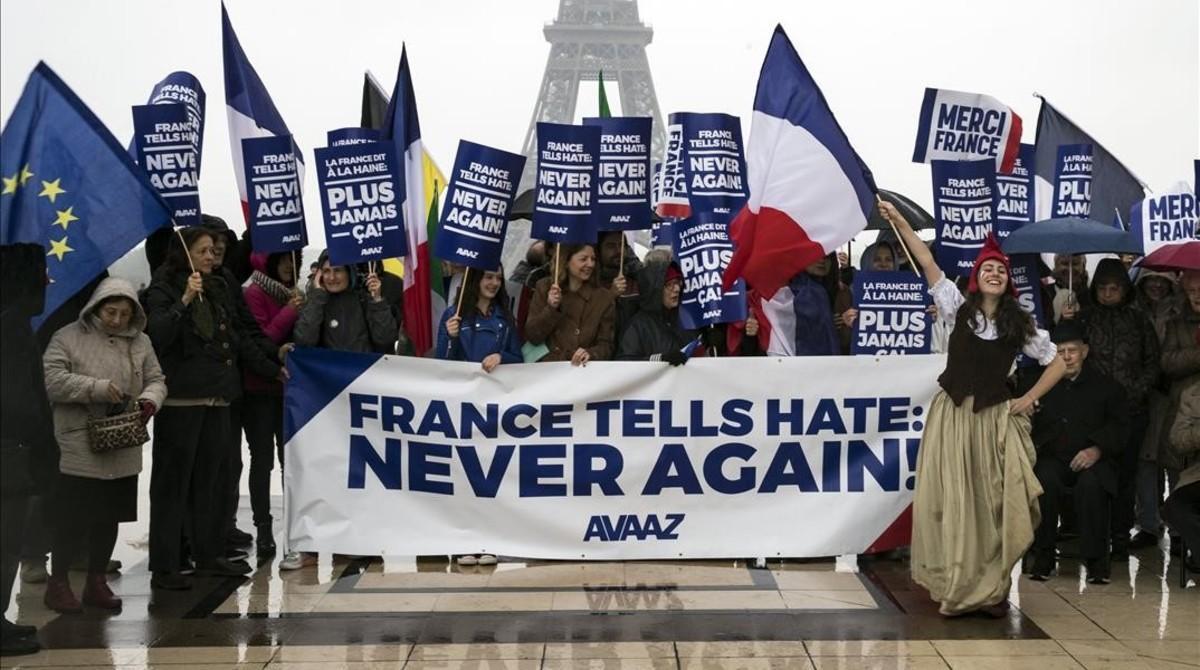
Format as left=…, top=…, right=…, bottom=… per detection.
left=1136, top=241, right=1200, bottom=272
left=1001, top=216, right=1140, bottom=256
left=868, top=189, right=933, bottom=231
left=1001, top=216, right=1140, bottom=294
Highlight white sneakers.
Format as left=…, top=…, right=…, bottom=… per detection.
left=279, top=552, right=318, bottom=571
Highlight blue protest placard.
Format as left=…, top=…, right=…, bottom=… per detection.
left=435, top=140, right=526, bottom=270
left=994, top=143, right=1035, bottom=239
left=932, top=159, right=996, bottom=277
left=582, top=116, right=652, bottom=231
left=1052, top=143, right=1093, bottom=218
left=1129, top=183, right=1199, bottom=255
left=242, top=135, right=307, bottom=252
left=532, top=122, right=599, bottom=243
left=1010, top=255, right=1045, bottom=368
left=315, top=141, right=406, bottom=266
left=675, top=112, right=748, bottom=218
left=655, top=121, right=691, bottom=220
left=147, top=72, right=205, bottom=169
left=133, top=103, right=202, bottom=226
left=850, top=271, right=932, bottom=355
left=328, top=127, right=381, bottom=147
left=671, top=213, right=747, bottom=329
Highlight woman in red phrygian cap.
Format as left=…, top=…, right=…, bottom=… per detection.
left=882, top=200, right=1066, bottom=617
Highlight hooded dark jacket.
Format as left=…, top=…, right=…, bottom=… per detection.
left=1077, top=258, right=1160, bottom=411
left=1, top=244, right=60, bottom=496
left=293, top=251, right=398, bottom=354
left=143, top=264, right=281, bottom=401
left=618, top=260, right=697, bottom=360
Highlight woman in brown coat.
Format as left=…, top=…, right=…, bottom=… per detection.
left=525, top=243, right=616, bottom=365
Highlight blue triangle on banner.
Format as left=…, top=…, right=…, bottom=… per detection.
left=283, top=347, right=381, bottom=443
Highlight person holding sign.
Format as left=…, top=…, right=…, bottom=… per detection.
left=143, top=228, right=285, bottom=590
left=618, top=260, right=697, bottom=364
left=437, top=267, right=523, bottom=373
left=293, top=252, right=397, bottom=355
left=881, top=200, right=1065, bottom=617
left=525, top=244, right=616, bottom=366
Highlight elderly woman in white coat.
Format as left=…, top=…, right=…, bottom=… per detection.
left=41, top=278, right=166, bottom=613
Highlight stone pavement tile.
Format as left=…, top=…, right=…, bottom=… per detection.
left=407, top=644, right=544, bottom=661
left=930, top=640, right=1067, bottom=657
left=676, top=642, right=808, bottom=658
left=770, top=572, right=866, bottom=591
left=1023, top=614, right=1115, bottom=640
left=313, top=593, right=439, bottom=613
left=431, top=592, right=555, bottom=612
left=269, top=644, right=409, bottom=662
left=542, top=642, right=675, bottom=659
left=402, top=662, right=541, bottom=670
left=779, top=590, right=877, bottom=610
left=677, top=659, right=814, bottom=670
left=941, top=656, right=1084, bottom=669
left=542, top=660, right=678, bottom=670
left=809, top=658, right=950, bottom=670
left=803, top=641, right=938, bottom=657
left=1117, top=640, right=1200, bottom=664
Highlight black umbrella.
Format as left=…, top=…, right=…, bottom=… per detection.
left=869, top=189, right=933, bottom=231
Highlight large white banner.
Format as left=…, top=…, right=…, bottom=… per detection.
left=284, top=349, right=943, bottom=559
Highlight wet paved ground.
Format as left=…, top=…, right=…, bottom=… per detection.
left=4, top=469, right=1198, bottom=669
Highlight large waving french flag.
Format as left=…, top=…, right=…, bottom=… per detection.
left=379, top=48, right=435, bottom=356
left=722, top=26, right=876, bottom=297
left=222, top=2, right=300, bottom=222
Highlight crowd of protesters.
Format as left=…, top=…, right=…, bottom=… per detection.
left=2, top=203, right=1199, bottom=652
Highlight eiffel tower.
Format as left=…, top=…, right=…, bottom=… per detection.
left=518, top=0, right=667, bottom=191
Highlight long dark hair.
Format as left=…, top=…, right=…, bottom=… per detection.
left=162, top=227, right=216, bottom=276
left=958, top=291, right=1035, bottom=348
left=456, top=266, right=512, bottom=325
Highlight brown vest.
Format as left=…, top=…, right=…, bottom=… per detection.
left=937, top=311, right=1020, bottom=412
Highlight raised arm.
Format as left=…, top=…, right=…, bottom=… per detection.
left=878, top=199, right=943, bottom=287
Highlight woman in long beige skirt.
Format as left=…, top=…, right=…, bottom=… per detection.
left=882, top=201, right=1066, bottom=616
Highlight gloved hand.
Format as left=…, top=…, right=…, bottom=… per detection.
left=662, top=350, right=688, bottom=366
left=137, top=399, right=157, bottom=424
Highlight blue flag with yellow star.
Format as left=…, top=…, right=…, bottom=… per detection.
left=1, top=62, right=172, bottom=328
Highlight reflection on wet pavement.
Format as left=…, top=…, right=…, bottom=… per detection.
left=3, top=471, right=1196, bottom=669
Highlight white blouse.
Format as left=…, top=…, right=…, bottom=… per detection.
left=929, top=276, right=1057, bottom=366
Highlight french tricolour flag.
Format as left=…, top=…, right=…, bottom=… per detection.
left=379, top=48, right=434, bottom=356
left=222, top=2, right=301, bottom=222
left=722, top=26, right=876, bottom=298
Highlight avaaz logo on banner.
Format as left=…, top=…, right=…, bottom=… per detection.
left=583, top=116, right=652, bottom=231
left=315, top=140, right=407, bottom=265
left=671, top=213, right=747, bottom=329
left=435, top=140, right=526, bottom=270
left=931, top=159, right=996, bottom=276
left=133, top=103, right=202, bottom=226
left=850, top=271, right=932, bottom=355
left=242, top=135, right=307, bottom=252
left=533, top=122, right=600, bottom=243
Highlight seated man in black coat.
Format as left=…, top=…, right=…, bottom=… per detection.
left=1029, top=321, right=1129, bottom=584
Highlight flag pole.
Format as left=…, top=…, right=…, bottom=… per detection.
left=553, top=243, right=561, bottom=289
left=291, top=249, right=298, bottom=291
left=454, top=267, right=470, bottom=318
left=174, top=226, right=203, bottom=303
left=876, top=194, right=920, bottom=277
left=619, top=239, right=625, bottom=280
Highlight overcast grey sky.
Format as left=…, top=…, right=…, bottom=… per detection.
left=2, top=0, right=1197, bottom=253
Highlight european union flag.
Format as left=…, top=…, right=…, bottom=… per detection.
left=1, top=62, right=172, bottom=328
